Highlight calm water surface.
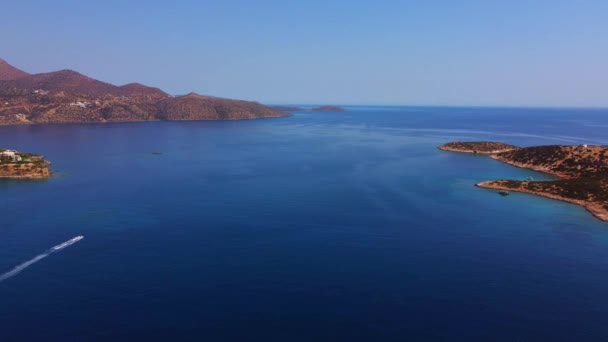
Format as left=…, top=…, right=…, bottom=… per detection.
left=1, top=107, right=608, bottom=341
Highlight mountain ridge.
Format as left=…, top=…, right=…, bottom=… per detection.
left=0, top=59, right=288, bottom=125
left=0, top=59, right=30, bottom=80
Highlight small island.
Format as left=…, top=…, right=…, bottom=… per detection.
left=0, top=149, right=51, bottom=179
left=439, top=141, right=608, bottom=222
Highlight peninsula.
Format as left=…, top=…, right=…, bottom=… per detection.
left=439, top=141, right=608, bottom=222
left=0, top=58, right=288, bottom=125
left=438, top=141, right=519, bottom=154
left=0, top=149, right=51, bottom=179
left=311, top=105, right=346, bottom=112
left=271, top=105, right=347, bottom=112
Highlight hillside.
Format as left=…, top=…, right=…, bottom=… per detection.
left=158, top=93, right=287, bottom=121
left=7, top=69, right=119, bottom=97
left=0, top=59, right=29, bottom=80
left=478, top=177, right=608, bottom=221
left=491, top=145, right=608, bottom=178
left=119, top=83, right=168, bottom=100
left=0, top=59, right=288, bottom=125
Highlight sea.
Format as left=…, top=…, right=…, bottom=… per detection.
left=1, top=106, right=608, bottom=341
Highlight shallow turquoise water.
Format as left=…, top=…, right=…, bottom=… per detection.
left=1, top=107, right=608, bottom=340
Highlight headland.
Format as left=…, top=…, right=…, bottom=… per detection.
left=439, top=141, right=608, bottom=221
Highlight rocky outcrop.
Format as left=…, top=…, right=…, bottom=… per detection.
left=0, top=162, right=51, bottom=179
left=0, top=149, right=51, bottom=179
left=438, top=141, right=520, bottom=154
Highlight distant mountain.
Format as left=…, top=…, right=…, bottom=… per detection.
left=0, top=59, right=288, bottom=125
left=10, top=69, right=119, bottom=97
left=119, top=83, right=168, bottom=100
left=0, top=59, right=29, bottom=80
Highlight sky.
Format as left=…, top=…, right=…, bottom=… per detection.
left=1, top=0, right=607, bottom=107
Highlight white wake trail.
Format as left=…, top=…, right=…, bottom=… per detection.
left=51, top=236, right=84, bottom=252
left=0, top=253, right=49, bottom=282
left=0, top=236, right=84, bottom=283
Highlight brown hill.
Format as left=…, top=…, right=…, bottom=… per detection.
left=157, top=93, right=286, bottom=120
left=9, top=69, right=119, bottom=97
left=0, top=59, right=29, bottom=80
left=492, top=145, right=608, bottom=178
left=119, top=83, right=168, bottom=100
left=0, top=58, right=289, bottom=124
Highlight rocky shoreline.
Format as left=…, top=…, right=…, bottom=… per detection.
left=438, top=141, right=519, bottom=154
left=476, top=180, right=608, bottom=222
left=0, top=162, right=51, bottom=179
left=0, top=149, right=51, bottom=179
left=440, top=141, right=608, bottom=222
left=487, top=155, right=574, bottom=179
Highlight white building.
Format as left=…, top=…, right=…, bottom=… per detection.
left=70, top=101, right=89, bottom=108
left=0, top=150, right=22, bottom=162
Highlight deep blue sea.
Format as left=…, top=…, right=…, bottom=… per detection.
left=1, top=106, right=608, bottom=341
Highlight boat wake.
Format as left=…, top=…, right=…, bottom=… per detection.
left=0, top=236, right=84, bottom=283
left=51, top=236, right=84, bottom=252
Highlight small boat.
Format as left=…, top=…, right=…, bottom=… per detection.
left=51, top=236, right=84, bottom=251
left=498, top=191, right=510, bottom=196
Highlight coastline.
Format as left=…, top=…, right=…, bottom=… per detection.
left=439, top=141, right=608, bottom=222
left=476, top=180, right=608, bottom=222
left=488, top=155, right=574, bottom=179
left=0, top=114, right=290, bottom=127
left=0, top=162, right=51, bottom=180
left=437, top=145, right=518, bottom=154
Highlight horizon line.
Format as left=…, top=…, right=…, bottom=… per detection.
left=266, top=103, right=608, bottom=110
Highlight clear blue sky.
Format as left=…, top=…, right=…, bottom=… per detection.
left=2, top=0, right=607, bottom=106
